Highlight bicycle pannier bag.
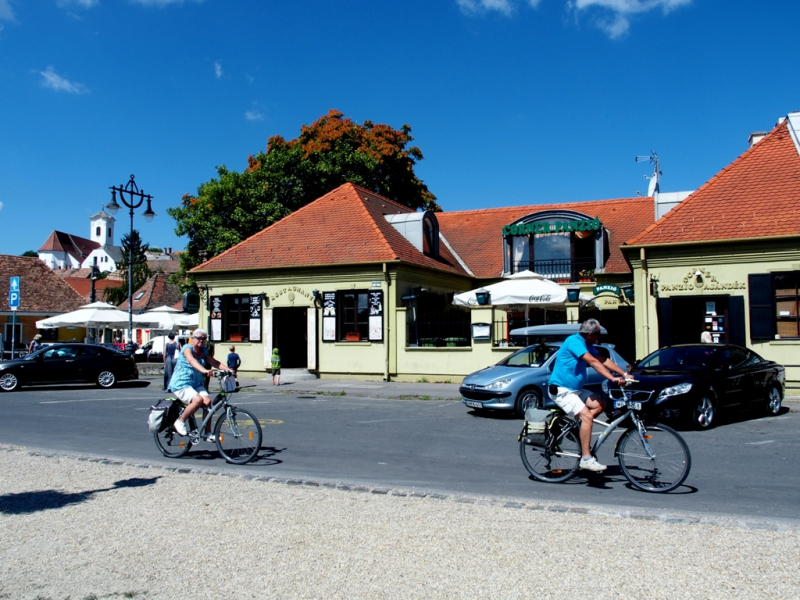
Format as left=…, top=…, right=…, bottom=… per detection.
left=148, top=399, right=181, bottom=433
left=524, top=407, right=557, bottom=447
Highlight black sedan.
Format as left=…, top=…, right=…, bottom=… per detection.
left=603, top=344, right=785, bottom=429
left=0, top=343, right=139, bottom=392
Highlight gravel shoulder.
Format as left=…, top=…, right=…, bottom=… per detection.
left=1, top=445, right=798, bottom=600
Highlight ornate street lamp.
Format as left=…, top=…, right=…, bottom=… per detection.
left=106, top=174, right=155, bottom=353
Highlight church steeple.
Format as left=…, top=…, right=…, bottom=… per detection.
left=89, top=207, right=116, bottom=246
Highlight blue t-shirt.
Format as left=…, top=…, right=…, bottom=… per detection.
left=548, top=333, right=598, bottom=391
left=168, top=344, right=208, bottom=391
left=227, top=352, right=241, bottom=370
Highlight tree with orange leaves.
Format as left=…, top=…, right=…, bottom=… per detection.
left=168, top=110, right=438, bottom=282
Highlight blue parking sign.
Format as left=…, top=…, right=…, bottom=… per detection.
left=8, top=276, right=20, bottom=308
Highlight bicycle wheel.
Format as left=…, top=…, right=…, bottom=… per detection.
left=617, top=423, right=691, bottom=493
left=214, top=407, right=262, bottom=464
left=520, top=422, right=581, bottom=483
left=153, top=427, right=192, bottom=458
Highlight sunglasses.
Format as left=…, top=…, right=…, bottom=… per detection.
left=193, top=336, right=207, bottom=341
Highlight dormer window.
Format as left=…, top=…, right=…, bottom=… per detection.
left=385, top=211, right=439, bottom=258
left=422, top=214, right=439, bottom=257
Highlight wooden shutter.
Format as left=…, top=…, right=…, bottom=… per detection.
left=748, top=273, right=775, bottom=341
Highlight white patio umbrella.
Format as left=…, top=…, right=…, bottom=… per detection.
left=173, top=313, right=199, bottom=327
left=136, top=305, right=186, bottom=330
left=35, top=301, right=161, bottom=329
left=452, top=271, right=570, bottom=308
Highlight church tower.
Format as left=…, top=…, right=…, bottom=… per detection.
left=89, top=208, right=115, bottom=246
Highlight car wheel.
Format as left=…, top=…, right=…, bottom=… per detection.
left=516, top=388, right=542, bottom=417
left=0, top=372, right=19, bottom=392
left=97, top=370, right=116, bottom=389
left=692, top=393, right=717, bottom=430
left=765, top=386, right=782, bottom=416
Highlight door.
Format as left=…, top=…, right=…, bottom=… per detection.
left=713, top=346, right=749, bottom=408
left=37, top=345, right=79, bottom=383
left=273, top=307, right=308, bottom=369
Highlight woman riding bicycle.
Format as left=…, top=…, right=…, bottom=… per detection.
left=170, top=328, right=233, bottom=440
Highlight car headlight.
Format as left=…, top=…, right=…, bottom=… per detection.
left=657, top=382, right=692, bottom=400
left=485, top=379, right=512, bottom=390
left=601, top=380, right=609, bottom=394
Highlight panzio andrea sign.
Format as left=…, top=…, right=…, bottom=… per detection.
left=503, top=217, right=602, bottom=237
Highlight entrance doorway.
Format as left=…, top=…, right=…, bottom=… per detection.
left=657, top=295, right=745, bottom=348
left=273, top=307, right=308, bottom=368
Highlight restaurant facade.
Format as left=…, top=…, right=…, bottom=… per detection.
left=191, top=183, right=654, bottom=381
left=622, top=111, right=800, bottom=391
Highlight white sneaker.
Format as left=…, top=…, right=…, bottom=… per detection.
left=203, top=434, right=216, bottom=443
left=579, top=457, right=607, bottom=472
left=173, top=419, right=188, bottom=436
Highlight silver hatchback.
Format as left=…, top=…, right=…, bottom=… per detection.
left=460, top=341, right=631, bottom=415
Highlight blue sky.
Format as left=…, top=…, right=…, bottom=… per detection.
left=1, top=0, right=799, bottom=256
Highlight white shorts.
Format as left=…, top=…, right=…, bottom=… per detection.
left=173, top=386, right=210, bottom=403
left=548, top=387, right=593, bottom=417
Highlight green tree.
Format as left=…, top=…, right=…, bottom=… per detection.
left=103, top=230, right=151, bottom=306
left=21, top=250, right=38, bottom=257
left=168, top=109, right=438, bottom=282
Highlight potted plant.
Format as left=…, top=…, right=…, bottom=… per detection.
left=345, top=332, right=361, bottom=342
left=578, top=269, right=595, bottom=282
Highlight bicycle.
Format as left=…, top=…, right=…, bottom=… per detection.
left=519, top=381, right=691, bottom=493
left=154, top=371, right=263, bottom=465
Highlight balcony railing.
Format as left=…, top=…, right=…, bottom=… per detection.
left=511, top=258, right=596, bottom=281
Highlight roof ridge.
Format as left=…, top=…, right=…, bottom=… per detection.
left=625, top=119, right=788, bottom=246
left=439, top=196, right=651, bottom=218
left=352, top=188, right=398, bottom=259
left=347, top=182, right=415, bottom=214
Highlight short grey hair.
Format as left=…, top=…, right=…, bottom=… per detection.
left=192, top=328, right=208, bottom=339
left=579, top=319, right=601, bottom=336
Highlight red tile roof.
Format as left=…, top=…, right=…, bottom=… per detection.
left=192, top=183, right=471, bottom=277
left=118, top=272, right=184, bottom=312
left=626, top=119, right=800, bottom=247
left=37, top=231, right=99, bottom=263
left=437, top=197, right=654, bottom=277
left=0, top=255, right=85, bottom=313
left=62, top=277, right=123, bottom=302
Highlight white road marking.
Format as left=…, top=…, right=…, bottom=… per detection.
left=746, top=440, right=776, bottom=446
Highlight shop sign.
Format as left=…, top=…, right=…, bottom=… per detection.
left=658, top=268, right=746, bottom=293
left=593, top=284, right=620, bottom=296
left=503, top=217, right=602, bottom=237
left=182, top=290, right=200, bottom=313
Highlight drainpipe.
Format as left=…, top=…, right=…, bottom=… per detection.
left=641, top=247, right=649, bottom=357
left=383, top=263, right=391, bottom=381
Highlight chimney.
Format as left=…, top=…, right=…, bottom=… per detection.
left=748, top=131, right=767, bottom=147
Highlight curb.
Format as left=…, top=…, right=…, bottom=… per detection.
left=3, top=444, right=797, bottom=534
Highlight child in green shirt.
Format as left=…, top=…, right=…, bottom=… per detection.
left=271, top=347, right=281, bottom=385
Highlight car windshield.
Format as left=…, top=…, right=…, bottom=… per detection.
left=496, top=344, right=557, bottom=368
left=638, top=346, right=714, bottom=372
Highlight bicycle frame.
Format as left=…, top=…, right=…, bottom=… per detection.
left=551, top=409, right=650, bottom=460
left=180, top=388, right=234, bottom=444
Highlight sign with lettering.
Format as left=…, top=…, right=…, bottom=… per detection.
left=503, top=217, right=602, bottom=237
left=182, top=290, right=199, bottom=313
left=368, top=290, right=383, bottom=341
left=249, top=295, right=262, bottom=342
left=322, top=292, right=336, bottom=342
left=593, top=284, right=620, bottom=296
left=8, top=276, right=20, bottom=309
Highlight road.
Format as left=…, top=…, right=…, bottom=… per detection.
left=1, top=380, right=797, bottom=522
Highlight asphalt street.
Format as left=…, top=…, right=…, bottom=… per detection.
left=1, top=377, right=797, bottom=523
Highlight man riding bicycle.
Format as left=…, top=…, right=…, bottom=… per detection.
left=170, top=328, right=234, bottom=440
left=548, top=319, right=631, bottom=472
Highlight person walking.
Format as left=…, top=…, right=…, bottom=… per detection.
left=28, top=334, right=43, bottom=355
left=271, top=347, right=281, bottom=386
left=227, top=345, right=241, bottom=387
left=162, top=333, right=179, bottom=391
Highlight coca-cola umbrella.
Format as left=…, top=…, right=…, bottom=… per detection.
left=452, top=271, right=573, bottom=308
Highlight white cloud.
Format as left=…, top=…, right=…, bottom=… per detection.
left=0, top=0, right=15, bottom=22
left=457, top=0, right=515, bottom=16
left=214, top=61, right=223, bottom=79
left=458, top=0, right=691, bottom=38
left=245, top=109, right=264, bottom=122
left=39, top=66, right=89, bottom=94
left=57, top=0, right=100, bottom=8
left=130, top=0, right=202, bottom=6
left=0, top=201, right=4, bottom=212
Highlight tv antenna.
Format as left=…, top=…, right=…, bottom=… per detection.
left=635, top=151, right=661, bottom=196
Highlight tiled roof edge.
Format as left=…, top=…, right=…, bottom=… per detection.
left=439, top=233, right=474, bottom=276
left=624, top=119, right=789, bottom=247
left=439, top=196, right=651, bottom=218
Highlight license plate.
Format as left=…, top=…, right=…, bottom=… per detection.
left=465, top=401, right=482, bottom=408
left=627, top=401, right=642, bottom=410
left=614, top=400, right=626, bottom=409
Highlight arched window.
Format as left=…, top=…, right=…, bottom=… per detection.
left=96, top=226, right=101, bottom=236
left=422, top=214, right=439, bottom=257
